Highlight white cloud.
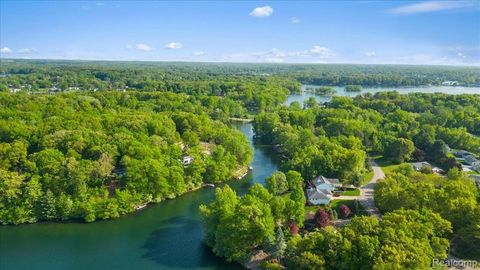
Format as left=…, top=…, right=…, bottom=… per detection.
left=308, top=46, right=333, bottom=59
left=193, top=51, right=205, bottom=56
left=18, top=48, right=37, bottom=54
left=390, top=1, right=475, bottom=15
left=136, top=43, right=154, bottom=51
left=457, top=52, right=466, bottom=58
left=249, top=6, right=273, bottom=17
left=224, top=46, right=335, bottom=63
left=291, top=17, right=301, bottom=24
left=265, top=48, right=286, bottom=58
left=96, top=2, right=105, bottom=6
left=364, top=51, right=376, bottom=57
left=0, top=47, right=12, bottom=54
left=165, top=42, right=183, bottom=49
left=265, top=58, right=284, bottom=63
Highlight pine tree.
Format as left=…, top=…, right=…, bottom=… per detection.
left=41, top=190, right=57, bottom=220
left=272, top=227, right=287, bottom=260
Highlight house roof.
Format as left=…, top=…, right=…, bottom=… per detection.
left=412, top=161, right=431, bottom=170
left=306, top=188, right=332, bottom=200
left=455, top=150, right=472, bottom=157
left=464, top=155, right=479, bottom=164
left=312, top=175, right=341, bottom=186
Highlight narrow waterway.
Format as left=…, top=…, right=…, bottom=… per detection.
left=0, top=122, right=280, bottom=270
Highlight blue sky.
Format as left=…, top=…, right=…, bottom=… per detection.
left=1, top=1, right=479, bottom=65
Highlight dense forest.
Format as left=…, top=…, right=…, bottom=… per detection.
left=0, top=91, right=253, bottom=224
left=202, top=178, right=457, bottom=269
left=0, top=61, right=300, bottom=114
left=375, top=165, right=480, bottom=261
left=253, top=92, right=480, bottom=184
left=1, top=60, right=479, bottom=267
left=2, top=60, right=480, bottom=95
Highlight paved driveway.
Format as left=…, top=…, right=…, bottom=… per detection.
left=358, top=158, right=384, bottom=219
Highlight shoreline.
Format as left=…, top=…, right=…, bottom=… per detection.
left=1, top=165, right=252, bottom=227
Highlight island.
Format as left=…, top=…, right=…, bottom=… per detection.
left=344, top=84, right=363, bottom=92
left=305, top=86, right=337, bottom=95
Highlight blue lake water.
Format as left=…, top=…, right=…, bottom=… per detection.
left=286, top=85, right=480, bottom=104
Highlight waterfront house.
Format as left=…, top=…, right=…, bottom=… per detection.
left=306, top=175, right=341, bottom=205
left=306, top=187, right=332, bottom=205
left=312, top=175, right=342, bottom=191
left=441, top=81, right=458, bottom=86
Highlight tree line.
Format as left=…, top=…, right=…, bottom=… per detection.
left=253, top=92, right=480, bottom=186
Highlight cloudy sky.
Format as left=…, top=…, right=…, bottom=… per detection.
left=1, top=1, right=479, bottom=65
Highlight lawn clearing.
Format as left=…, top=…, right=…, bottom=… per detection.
left=340, top=189, right=360, bottom=196
left=374, top=156, right=404, bottom=175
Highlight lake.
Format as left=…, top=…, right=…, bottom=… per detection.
left=286, top=85, right=480, bottom=104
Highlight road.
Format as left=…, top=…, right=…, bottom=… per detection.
left=358, top=158, right=384, bottom=219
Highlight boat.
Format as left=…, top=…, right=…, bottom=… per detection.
left=204, top=183, right=215, bottom=188
left=134, top=204, right=147, bottom=211
left=248, top=166, right=253, bottom=171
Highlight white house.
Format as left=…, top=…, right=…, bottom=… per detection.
left=312, top=175, right=342, bottom=191
left=182, top=156, right=193, bottom=166
left=306, top=187, right=332, bottom=205
left=306, top=175, right=341, bottom=205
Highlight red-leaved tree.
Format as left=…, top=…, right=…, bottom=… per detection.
left=339, top=204, right=351, bottom=218
left=412, top=148, right=426, bottom=162
left=289, top=222, right=299, bottom=236
left=314, top=208, right=330, bottom=227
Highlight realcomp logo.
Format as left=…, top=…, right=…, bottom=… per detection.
left=432, top=259, right=478, bottom=269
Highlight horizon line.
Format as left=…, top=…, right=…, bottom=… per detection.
left=1, top=57, right=479, bottom=68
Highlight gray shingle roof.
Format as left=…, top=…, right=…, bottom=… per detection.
left=306, top=188, right=332, bottom=200
left=312, top=175, right=340, bottom=186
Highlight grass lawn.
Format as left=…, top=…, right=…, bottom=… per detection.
left=362, top=170, right=374, bottom=185
left=374, top=156, right=404, bottom=175
left=305, top=199, right=366, bottom=218
left=305, top=205, right=319, bottom=216
left=340, top=189, right=360, bottom=196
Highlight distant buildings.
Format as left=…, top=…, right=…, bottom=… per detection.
left=441, top=81, right=458, bottom=86
left=411, top=161, right=444, bottom=174
left=464, top=155, right=480, bottom=168
left=454, top=149, right=480, bottom=172
left=412, top=161, right=431, bottom=171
